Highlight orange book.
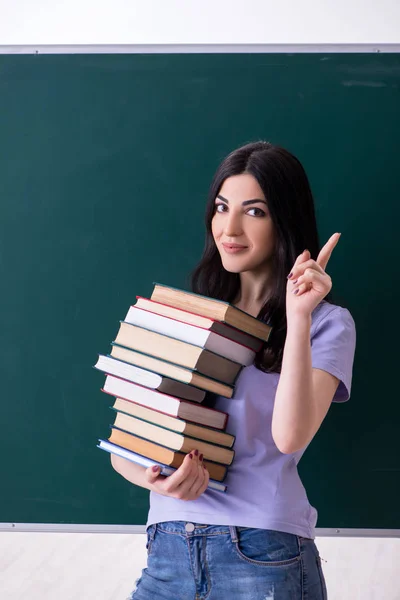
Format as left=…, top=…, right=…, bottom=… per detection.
left=108, top=428, right=227, bottom=482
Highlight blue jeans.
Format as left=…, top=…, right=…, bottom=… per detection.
left=129, top=521, right=328, bottom=600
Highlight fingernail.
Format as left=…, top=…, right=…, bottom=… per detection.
left=152, top=465, right=159, bottom=472
left=287, top=272, right=293, bottom=279
left=189, top=453, right=193, bottom=459
left=293, top=289, right=299, bottom=295
left=194, top=449, right=199, bottom=456
left=199, top=453, right=203, bottom=461
left=291, top=279, right=298, bottom=285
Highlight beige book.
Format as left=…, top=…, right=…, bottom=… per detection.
left=112, top=410, right=234, bottom=465
left=114, top=321, right=241, bottom=385
left=110, top=345, right=233, bottom=398
left=113, top=397, right=235, bottom=448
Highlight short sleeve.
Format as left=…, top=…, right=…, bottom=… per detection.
left=311, top=306, right=356, bottom=402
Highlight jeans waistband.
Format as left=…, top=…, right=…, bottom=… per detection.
left=147, top=521, right=275, bottom=543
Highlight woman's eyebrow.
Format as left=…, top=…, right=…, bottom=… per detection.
left=216, top=194, right=268, bottom=206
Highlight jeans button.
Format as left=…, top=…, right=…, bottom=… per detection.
left=185, top=522, right=195, bottom=532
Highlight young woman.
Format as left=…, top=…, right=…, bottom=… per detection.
left=112, top=141, right=356, bottom=600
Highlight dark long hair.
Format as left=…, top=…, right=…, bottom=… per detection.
left=190, top=141, right=334, bottom=374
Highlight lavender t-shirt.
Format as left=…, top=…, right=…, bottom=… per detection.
left=147, top=300, right=356, bottom=539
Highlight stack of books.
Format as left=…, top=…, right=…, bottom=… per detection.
left=95, top=283, right=272, bottom=493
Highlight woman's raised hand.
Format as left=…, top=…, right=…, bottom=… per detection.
left=286, top=232, right=341, bottom=320
left=145, top=449, right=210, bottom=501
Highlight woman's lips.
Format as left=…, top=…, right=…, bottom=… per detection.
left=222, top=243, right=248, bottom=254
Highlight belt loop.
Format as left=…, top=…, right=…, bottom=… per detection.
left=148, top=523, right=157, bottom=542
left=229, top=525, right=238, bottom=543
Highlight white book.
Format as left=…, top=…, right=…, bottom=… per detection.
left=98, top=439, right=227, bottom=492
left=94, top=355, right=205, bottom=403
left=124, top=306, right=255, bottom=366
left=102, top=375, right=228, bottom=430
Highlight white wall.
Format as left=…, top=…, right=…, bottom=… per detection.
left=0, top=0, right=399, bottom=46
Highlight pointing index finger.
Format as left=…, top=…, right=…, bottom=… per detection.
left=317, top=233, right=341, bottom=270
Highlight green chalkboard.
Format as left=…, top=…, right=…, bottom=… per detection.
left=0, top=53, right=399, bottom=528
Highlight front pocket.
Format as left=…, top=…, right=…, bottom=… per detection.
left=233, top=528, right=301, bottom=567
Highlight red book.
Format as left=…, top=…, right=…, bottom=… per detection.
left=134, top=296, right=263, bottom=352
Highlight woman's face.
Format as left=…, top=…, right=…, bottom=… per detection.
left=211, top=173, right=275, bottom=275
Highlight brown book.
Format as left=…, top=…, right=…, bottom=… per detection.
left=110, top=344, right=233, bottom=398
left=102, top=375, right=228, bottom=430
left=114, top=322, right=241, bottom=385
left=151, top=283, right=272, bottom=342
left=108, top=428, right=227, bottom=482
left=134, top=297, right=263, bottom=352
left=112, top=409, right=235, bottom=465
left=112, top=398, right=235, bottom=448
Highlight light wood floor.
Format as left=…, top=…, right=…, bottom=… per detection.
left=1, top=533, right=399, bottom=599
left=0, top=533, right=146, bottom=600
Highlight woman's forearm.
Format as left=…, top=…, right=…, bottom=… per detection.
left=110, top=454, right=155, bottom=491
left=271, top=314, right=316, bottom=454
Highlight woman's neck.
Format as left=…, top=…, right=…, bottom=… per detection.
left=233, top=271, right=273, bottom=317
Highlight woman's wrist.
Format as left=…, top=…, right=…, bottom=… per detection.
left=286, top=312, right=312, bottom=332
